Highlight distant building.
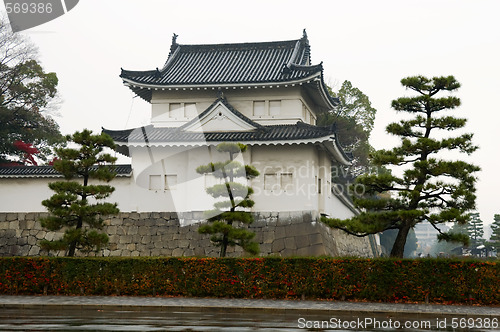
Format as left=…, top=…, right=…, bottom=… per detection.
left=414, top=222, right=449, bottom=255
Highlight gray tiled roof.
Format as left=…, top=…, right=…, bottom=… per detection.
left=120, top=31, right=336, bottom=105
left=103, top=122, right=336, bottom=144
left=0, top=165, right=132, bottom=178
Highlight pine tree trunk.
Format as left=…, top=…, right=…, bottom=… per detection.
left=390, top=223, right=411, bottom=258
left=68, top=244, right=76, bottom=257
left=220, top=234, right=228, bottom=257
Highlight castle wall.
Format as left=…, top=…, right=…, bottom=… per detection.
left=0, top=211, right=377, bottom=258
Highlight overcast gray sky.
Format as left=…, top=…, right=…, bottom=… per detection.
left=10, top=0, right=500, bottom=235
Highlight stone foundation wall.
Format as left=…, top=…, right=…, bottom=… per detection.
left=0, top=212, right=377, bottom=257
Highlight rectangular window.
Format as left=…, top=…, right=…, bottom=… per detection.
left=269, top=100, right=281, bottom=116
left=253, top=101, right=265, bottom=117
left=281, top=173, right=293, bottom=191
left=264, top=173, right=279, bottom=191
left=318, top=177, right=322, bottom=194
left=149, top=175, right=162, bottom=190
left=169, top=103, right=183, bottom=118
left=165, top=174, right=177, bottom=190
left=184, top=103, right=197, bottom=118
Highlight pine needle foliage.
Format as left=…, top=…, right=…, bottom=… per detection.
left=490, top=215, right=500, bottom=252
left=322, top=76, right=480, bottom=258
left=40, top=129, right=119, bottom=256
left=196, top=142, right=259, bottom=257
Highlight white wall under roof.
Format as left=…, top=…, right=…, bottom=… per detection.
left=0, top=144, right=355, bottom=220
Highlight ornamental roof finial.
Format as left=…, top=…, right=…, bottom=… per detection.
left=170, top=33, right=179, bottom=54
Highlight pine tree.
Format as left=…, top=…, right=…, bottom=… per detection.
left=490, top=214, right=500, bottom=252
left=322, top=76, right=480, bottom=258
left=467, top=213, right=484, bottom=248
left=40, top=130, right=119, bottom=256
left=196, top=142, right=259, bottom=257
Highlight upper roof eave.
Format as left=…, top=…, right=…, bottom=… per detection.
left=121, top=70, right=323, bottom=90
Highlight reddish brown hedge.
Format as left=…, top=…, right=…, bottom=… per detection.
left=0, top=257, right=497, bottom=304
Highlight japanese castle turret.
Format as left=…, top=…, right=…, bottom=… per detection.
left=104, top=31, right=356, bottom=219
left=0, top=31, right=379, bottom=257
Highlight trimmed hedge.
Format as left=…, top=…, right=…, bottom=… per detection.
left=0, top=257, right=498, bottom=304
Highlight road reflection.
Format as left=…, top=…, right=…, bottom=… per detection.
left=0, top=306, right=496, bottom=331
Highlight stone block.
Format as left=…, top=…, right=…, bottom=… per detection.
left=159, top=212, right=172, bottom=219
left=183, top=248, right=194, bottom=256
left=109, top=250, right=122, bottom=257
left=148, top=227, right=158, bottom=236
left=116, top=243, right=127, bottom=250
left=119, top=235, right=132, bottom=244
left=132, top=234, right=141, bottom=243
left=8, top=220, right=19, bottom=230
left=28, top=235, right=38, bottom=246
left=261, top=231, right=275, bottom=244
left=309, top=244, right=327, bottom=256
left=172, top=248, right=183, bottom=256
left=140, top=235, right=151, bottom=245
left=308, top=233, right=322, bottom=245
left=17, top=237, right=28, bottom=246
left=150, top=249, right=161, bottom=256
left=144, top=218, right=156, bottom=227
left=28, top=246, right=40, bottom=256
left=35, top=231, right=46, bottom=240
left=294, top=235, right=310, bottom=249
left=0, top=214, right=6, bottom=222
left=272, top=238, right=285, bottom=252
left=26, top=220, right=35, bottom=229
left=106, top=225, right=117, bottom=235
left=193, top=247, right=205, bottom=256
left=0, top=222, right=8, bottom=230
left=138, top=227, right=148, bottom=236
left=6, top=213, right=18, bottom=221
left=285, top=223, right=312, bottom=238
left=135, top=219, right=145, bottom=226
left=19, top=220, right=28, bottom=229
left=280, top=248, right=296, bottom=257
left=126, top=243, right=136, bottom=251
left=131, top=251, right=140, bottom=257
left=116, top=226, right=126, bottom=236
left=284, top=237, right=297, bottom=250
left=274, top=226, right=286, bottom=239
left=178, top=239, right=190, bottom=248
left=259, top=243, right=272, bottom=255
left=131, top=225, right=141, bottom=235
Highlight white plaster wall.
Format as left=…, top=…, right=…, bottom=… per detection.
left=0, top=177, right=135, bottom=213
left=0, top=145, right=355, bottom=218
left=149, top=87, right=318, bottom=127
left=250, top=144, right=319, bottom=212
